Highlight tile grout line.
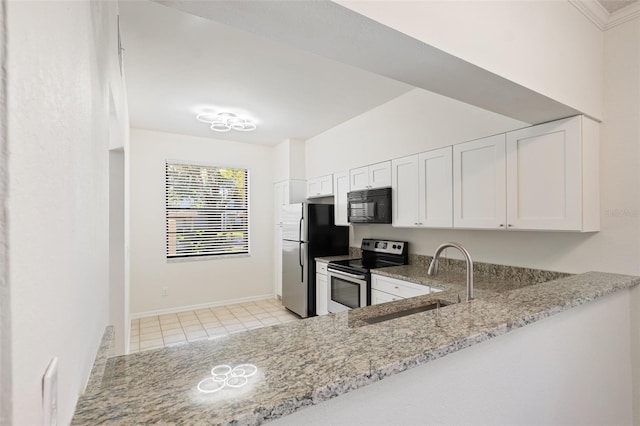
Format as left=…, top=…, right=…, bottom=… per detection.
left=130, top=300, right=300, bottom=354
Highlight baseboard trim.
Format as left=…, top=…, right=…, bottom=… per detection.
left=130, top=293, right=277, bottom=319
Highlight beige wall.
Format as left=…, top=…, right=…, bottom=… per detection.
left=129, top=128, right=275, bottom=315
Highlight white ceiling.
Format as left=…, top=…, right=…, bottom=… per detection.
left=122, top=0, right=609, bottom=147
left=118, top=1, right=413, bottom=146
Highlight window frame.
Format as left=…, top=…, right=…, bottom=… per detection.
left=164, top=159, right=251, bottom=261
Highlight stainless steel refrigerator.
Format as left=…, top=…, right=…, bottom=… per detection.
left=281, top=203, right=349, bottom=318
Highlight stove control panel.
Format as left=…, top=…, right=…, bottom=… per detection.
left=361, top=239, right=407, bottom=255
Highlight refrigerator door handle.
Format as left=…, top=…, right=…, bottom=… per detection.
left=298, top=241, right=303, bottom=267
left=299, top=242, right=305, bottom=282
left=298, top=216, right=303, bottom=241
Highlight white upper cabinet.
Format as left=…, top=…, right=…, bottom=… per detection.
left=453, top=115, right=599, bottom=232
left=453, top=134, right=507, bottom=229
left=392, top=155, right=420, bottom=227
left=392, top=147, right=453, bottom=228
left=419, top=147, right=453, bottom=227
left=505, top=115, right=599, bottom=231
left=274, top=180, right=306, bottom=224
left=333, top=171, right=350, bottom=226
left=306, top=174, right=333, bottom=198
left=349, top=161, right=391, bottom=191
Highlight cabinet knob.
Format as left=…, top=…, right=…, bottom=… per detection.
left=499, top=224, right=504, bottom=227
left=508, top=224, right=513, bottom=227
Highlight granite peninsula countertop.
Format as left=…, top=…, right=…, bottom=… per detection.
left=72, top=271, right=640, bottom=425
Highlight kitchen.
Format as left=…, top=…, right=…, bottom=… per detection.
left=4, top=0, right=640, bottom=425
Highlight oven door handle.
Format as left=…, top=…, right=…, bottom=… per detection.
left=327, top=269, right=367, bottom=281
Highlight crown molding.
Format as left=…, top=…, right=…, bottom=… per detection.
left=570, top=0, right=608, bottom=30
left=570, top=0, right=640, bottom=30
left=607, top=1, right=640, bottom=28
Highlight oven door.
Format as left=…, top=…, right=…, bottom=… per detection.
left=326, top=269, right=368, bottom=313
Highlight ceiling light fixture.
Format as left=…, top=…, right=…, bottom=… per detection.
left=196, top=112, right=257, bottom=132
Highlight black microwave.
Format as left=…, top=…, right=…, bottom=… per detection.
left=347, top=187, right=392, bottom=224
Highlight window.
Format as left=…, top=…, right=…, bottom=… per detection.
left=165, top=161, right=249, bottom=259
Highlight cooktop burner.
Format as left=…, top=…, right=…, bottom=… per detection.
left=329, top=258, right=400, bottom=273
left=327, top=239, right=409, bottom=275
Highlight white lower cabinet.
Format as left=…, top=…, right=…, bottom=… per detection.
left=371, top=289, right=400, bottom=304
left=315, top=261, right=328, bottom=315
left=371, top=274, right=439, bottom=305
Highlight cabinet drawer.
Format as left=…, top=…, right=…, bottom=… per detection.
left=371, top=275, right=430, bottom=298
left=371, top=289, right=402, bottom=305
left=316, top=261, right=328, bottom=275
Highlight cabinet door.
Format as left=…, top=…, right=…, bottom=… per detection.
left=418, top=146, right=453, bottom=228
left=392, top=155, right=420, bottom=227
left=276, top=180, right=307, bottom=223
left=369, top=161, right=391, bottom=188
left=319, top=175, right=333, bottom=196
left=349, top=166, right=370, bottom=191
left=453, top=134, right=506, bottom=229
left=307, top=177, right=322, bottom=198
left=274, top=181, right=288, bottom=224
left=371, top=289, right=401, bottom=305
left=506, top=116, right=581, bottom=230
left=289, top=180, right=307, bottom=204
left=372, top=275, right=431, bottom=298
left=333, top=171, right=350, bottom=226
left=307, top=175, right=333, bottom=198
left=315, top=271, right=328, bottom=315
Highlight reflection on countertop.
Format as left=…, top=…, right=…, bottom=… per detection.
left=72, top=267, right=639, bottom=425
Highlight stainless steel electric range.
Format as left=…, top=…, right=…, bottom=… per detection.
left=326, top=239, right=409, bottom=313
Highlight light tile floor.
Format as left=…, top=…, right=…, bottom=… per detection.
left=129, top=298, right=300, bottom=354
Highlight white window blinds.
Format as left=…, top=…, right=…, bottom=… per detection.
left=165, top=162, right=249, bottom=258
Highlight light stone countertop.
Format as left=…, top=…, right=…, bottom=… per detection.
left=72, top=271, right=640, bottom=425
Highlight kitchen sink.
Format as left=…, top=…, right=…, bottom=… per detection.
left=362, top=300, right=451, bottom=325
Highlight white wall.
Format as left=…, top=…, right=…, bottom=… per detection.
left=603, top=17, right=640, bottom=423
left=6, top=1, right=128, bottom=424
left=306, top=61, right=640, bottom=275
left=109, top=149, right=126, bottom=355
left=129, top=128, right=275, bottom=315
left=0, top=0, right=8, bottom=422
left=274, top=288, right=633, bottom=425
left=305, top=88, right=527, bottom=178
left=336, top=0, right=604, bottom=120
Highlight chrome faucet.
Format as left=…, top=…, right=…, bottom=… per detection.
left=427, top=242, right=474, bottom=302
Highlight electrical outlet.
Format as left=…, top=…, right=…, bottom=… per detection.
left=161, top=287, right=169, bottom=297
left=43, top=357, right=58, bottom=426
